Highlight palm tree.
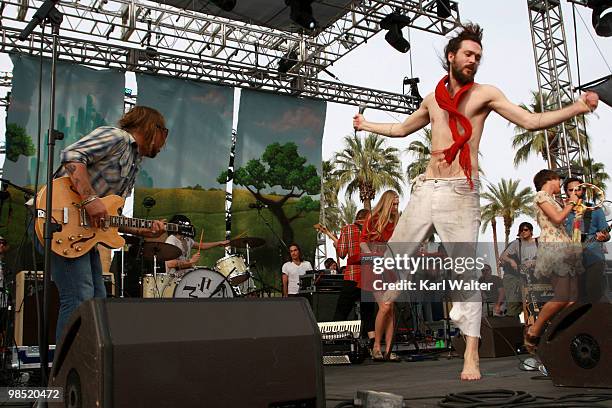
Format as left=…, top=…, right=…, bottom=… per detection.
left=339, top=200, right=358, bottom=227
left=511, top=90, right=588, bottom=168
left=570, top=158, right=610, bottom=193
left=334, top=133, right=404, bottom=210
left=481, top=200, right=502, bottom=273
left=321, top=160, right=341, bottom=233
left=405, top=128, right=432, bottom=182
left=481, top=179, right=534, bottom=246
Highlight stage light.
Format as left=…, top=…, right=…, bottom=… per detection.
left=403, top=77, right=422, bottom=104
left=436, top=0, right=452, bottom=18
left=278, top=50, right=298, bottom=73
left=588, top=0, right=612, bottom=37
left=210, top=0, right=236, bottom=12
left=285, top=0, right=317, bottom=30
left=380, top=13, right=411, bottom=53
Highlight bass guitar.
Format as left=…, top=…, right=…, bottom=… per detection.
left=35, top=177, right=195, bottom=258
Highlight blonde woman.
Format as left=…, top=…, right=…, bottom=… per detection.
left=360, top=190, right=400, bottom=361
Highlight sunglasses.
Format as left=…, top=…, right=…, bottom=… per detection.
left=520, top=228, right=532, bottom=232
left=568, top=187, right=583, bottom=193
left=156, top=124, right=169, bottom=137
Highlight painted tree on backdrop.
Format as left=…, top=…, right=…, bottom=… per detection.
left=218, top=142, right=320, bottom=244
left=481, top=179, right=534, bottom=246
left=5, top=123, right=35, bottom=162
left=334, top=133, right=403, bottom=211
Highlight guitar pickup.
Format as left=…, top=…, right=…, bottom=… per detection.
left=63, top=207, right=69, bottom=224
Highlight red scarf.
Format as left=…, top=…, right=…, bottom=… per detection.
left=435, top=75, right=475, bottom=188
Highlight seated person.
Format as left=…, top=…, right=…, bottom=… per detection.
left=164, top=214, right=229, bottom=275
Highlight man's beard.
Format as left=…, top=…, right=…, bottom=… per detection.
left=451, top=61, right=477, bottom=85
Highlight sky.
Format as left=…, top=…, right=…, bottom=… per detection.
left=318, top=0, right=612, bottom=248
left=0, top=0, right=611, bottom=260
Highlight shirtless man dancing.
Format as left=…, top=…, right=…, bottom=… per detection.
left=353, top=23, right=598, bottom=380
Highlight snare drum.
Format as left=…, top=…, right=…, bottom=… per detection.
left=215, top=254, right=249, bottom=285
left=173, top=267, right=234, bottom=298
left=142, top=274, right=177, bottom=298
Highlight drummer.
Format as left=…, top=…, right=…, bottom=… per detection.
left=164, top=214, right=230, bottom=275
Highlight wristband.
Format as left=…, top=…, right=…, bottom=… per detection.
left=80, top=195, right=98, bottom=207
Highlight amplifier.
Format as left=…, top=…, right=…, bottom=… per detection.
left=299, top=273, right=345, bottom=292
left=14, top=271, right=114, bottom=346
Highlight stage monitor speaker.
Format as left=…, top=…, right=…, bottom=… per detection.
left=301, top=292, right=356, bottom=322
left=538, top=303, right=612, bottom=388
left=452, top=316, right=523, bottom=358
left=48, top=297, right=325, bottom=408
left=14, top=271, right=114, bottom=346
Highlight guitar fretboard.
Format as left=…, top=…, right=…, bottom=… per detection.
left=108, top=216, right=181, bottom=232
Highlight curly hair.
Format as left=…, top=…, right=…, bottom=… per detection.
left=442, top=23, right=483, bottom=72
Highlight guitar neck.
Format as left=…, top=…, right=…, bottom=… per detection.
left=108, top=216, right=180, bottom=233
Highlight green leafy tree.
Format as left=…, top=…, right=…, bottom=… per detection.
left=5, top=123, right=35, bottom=162
left=405, top=128, right=433, bottom=182
left=511, top=91, right=588, bottom=168
left=481, top=179, right=534, bottom=246
left=321, top=160, right=342, bottom=233
left=218, top=142, right=320, bottom=243
left=570, top=158, right=610, bottom=193
left=481, top=200, right=502, bottom=272
left=339, top=199, right=358, bottom=228
left=334, top=133, right=403, bottom=211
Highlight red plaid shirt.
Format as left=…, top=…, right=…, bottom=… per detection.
left=336, top=224, right=362, bottom=287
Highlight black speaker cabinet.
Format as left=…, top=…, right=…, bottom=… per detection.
left=538, top=303, right=612, bottom=388
left=452, top=316, right=523, bottom=358
left=49, top=297, right=325, bottom=408
left=300, top=292, right=356, bottom=322
left=14, top=271, right=114, bottom=346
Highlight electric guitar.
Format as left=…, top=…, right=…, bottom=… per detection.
left=35, top=177, right=195, bottom=258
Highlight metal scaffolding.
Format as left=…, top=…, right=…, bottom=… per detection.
left=0, top=0, right=460, bottom=113
left=526, top=0, right=586, bottom=175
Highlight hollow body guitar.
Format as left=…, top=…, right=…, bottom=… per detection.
left=35, top=177, right=194, bottom=258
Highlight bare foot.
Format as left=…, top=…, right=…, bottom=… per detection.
left=461, top=336, right=481, bottom=381
left=460, top=357, right=481, bottom=381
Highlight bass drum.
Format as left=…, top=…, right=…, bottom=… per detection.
left=173, top=267, right=235, bottom=298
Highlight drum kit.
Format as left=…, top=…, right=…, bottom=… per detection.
left=119, top=235, right=267, bottom=299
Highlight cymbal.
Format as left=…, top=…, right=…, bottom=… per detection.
left=229, top=237, right=266, bottom=248
left=141, top=242, right=181, bottom=261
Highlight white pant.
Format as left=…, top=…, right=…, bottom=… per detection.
left=386, top=175, right=483, bottom=337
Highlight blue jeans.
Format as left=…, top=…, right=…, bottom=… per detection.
left=30, top=221, right=106, bottom=343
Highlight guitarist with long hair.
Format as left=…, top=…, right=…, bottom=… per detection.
left=563, top=177, right=610, bottom=303
left=40, top=106, right=169, bottom=344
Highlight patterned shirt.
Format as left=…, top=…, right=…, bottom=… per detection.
left=336, top=224, right=362, bottom=285
left=56, top=126, right=142, bottom=198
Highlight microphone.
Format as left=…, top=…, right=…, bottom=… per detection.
left=355, top=103, right=367, bottom=136
left=248, top=202, right=267, bottom=210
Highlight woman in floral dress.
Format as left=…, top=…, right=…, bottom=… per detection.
left=525, top=169, right=582, bottom=352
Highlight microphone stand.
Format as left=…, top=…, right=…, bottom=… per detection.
left=19, top=0, right=64, bottom=385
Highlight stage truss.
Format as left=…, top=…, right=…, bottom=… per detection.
left=0, top=0, right=461, bottom=114
left=526, top=0, right=587, bottom=175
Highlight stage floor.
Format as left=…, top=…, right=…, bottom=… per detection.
left=324, top=354, right=612, bottom=407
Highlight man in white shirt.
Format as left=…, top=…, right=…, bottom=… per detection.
left=282, top=243, right=313, bottom=297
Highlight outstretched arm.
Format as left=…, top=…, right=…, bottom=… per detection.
left=487, top=86, right=597, bottom=131
left=353, top=96, right=431, bottom=138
